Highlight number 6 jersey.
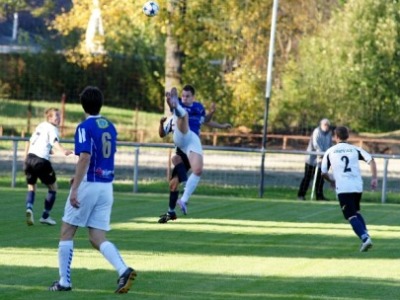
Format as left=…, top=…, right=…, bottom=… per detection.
left=74, top=115, right=117, bottom=182
left=321, top=142, right=373, bottom=194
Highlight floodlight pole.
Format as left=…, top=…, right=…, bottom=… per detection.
left=259, top=0, right=279, bottom=198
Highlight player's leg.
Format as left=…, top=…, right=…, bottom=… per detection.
left=88, top=227, right=137, bottom=293
left=50, top=182, right=90, bottom=291
left=24, top=155, right=37, bottom=225
left=168, top=155, right=184, bottom=212
left=39, top=161, right=58, bottom=225
left=354, top=193, right=368, bottom=231
left=176, top=134, right=202, bottom=214
left=168, top=87, right=189, bottom=133
left=159, top=150, right=191, bottom=223
left=338, top=193, right=372, bottom=251
left=48, top=221, right=78, bottom=291
left=178, top=151, right=203, bottom=214
left=26, top=183, right=36, bottom=226
left=158, top=176, right=180, bottom=223
left=88, top=182, right=136, bottom=293
left=159, top=154, right=187, bottom=223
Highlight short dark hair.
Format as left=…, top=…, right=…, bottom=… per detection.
left=80, top=86, right=103, bottom=115
left=182, top=84, right=195, bottom=96
left=335, top=126, right=349, bottom=140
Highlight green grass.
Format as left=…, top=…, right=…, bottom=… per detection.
left=1, top=187, right=400, bottom=299
left=0, top=99, right=163, bottom=141
left=2, top=175, right=398, bottom=203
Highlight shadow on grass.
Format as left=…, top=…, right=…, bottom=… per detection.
left=0, top=266, right=399, bottom=300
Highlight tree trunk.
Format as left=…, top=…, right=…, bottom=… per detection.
left=164, top=0, right=184, bottom=115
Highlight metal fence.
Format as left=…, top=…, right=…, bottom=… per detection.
left=1, top=136, right=399, bottom=203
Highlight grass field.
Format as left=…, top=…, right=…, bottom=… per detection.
left=0, top=99, right=162, bottom=142
left=1, top=187, right=400, bottom=300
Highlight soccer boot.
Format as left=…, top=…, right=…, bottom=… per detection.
left=158, top=212, right=177, bottom=223
left=360, top=237, right=373, bottom=252
left=26, top=208, right=34, bottom=226
left=40, top=216, right=57, bottom=225
left=115, top=267, right=137, bottom=293
left=48, top=281, right=72, bottom=291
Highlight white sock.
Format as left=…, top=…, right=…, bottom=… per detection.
left=174, top=102, right=187, bottom=118
left=180, top=174, right=201, bottom=203
left=100, top=241, right=128, bottom=276
left=58, top=240, right=73, bottom=287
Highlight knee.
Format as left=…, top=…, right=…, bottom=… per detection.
left=191, top=167, right=203, bottom=176
left=48, top=182, right=58, bottom=192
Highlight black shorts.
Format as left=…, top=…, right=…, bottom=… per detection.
left=24, top=153, right=56, bottom=185
left=171, top=147, right=191, bottom=179
left=337, top=192, right=362, bottom=220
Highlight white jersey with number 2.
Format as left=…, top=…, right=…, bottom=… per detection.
left=321, top=142, right=373, bottom=194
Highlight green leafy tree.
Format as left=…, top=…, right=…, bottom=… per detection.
left=275, top=0, right=400, bottom=132
left=49, top=0, right=339, bottom=129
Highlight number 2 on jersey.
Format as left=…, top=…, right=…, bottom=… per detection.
left=341, top=156, right=352, bottom=173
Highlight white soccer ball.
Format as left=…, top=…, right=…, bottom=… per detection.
left=143, top=1, right=159, bottom=17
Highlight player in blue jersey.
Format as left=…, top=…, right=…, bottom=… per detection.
left=158, top=85, right=231, bottom=223
left=49, top=86, right=136, bottom=293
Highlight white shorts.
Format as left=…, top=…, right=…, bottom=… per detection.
left=173, top=128, right=203, bottom=156
left=62, top=181, right=114, bottom=231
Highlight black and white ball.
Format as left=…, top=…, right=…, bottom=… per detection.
left=143, top=1, right=159, bottom=17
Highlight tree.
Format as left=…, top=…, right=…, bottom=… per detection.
left=49, top=0, right=340, bottom=129
left=274, top=0, right=400, bottom=132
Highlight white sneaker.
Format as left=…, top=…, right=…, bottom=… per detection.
left=360, top=237, right=373, bottom=252
left=40, top=216, right=57, bottom=226
left=26, top=208, right=34, bottom=226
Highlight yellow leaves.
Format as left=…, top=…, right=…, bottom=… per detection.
left=50, top=0, right=166, bottom=67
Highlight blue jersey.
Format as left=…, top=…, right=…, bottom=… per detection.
left=74, top=115, right=117, bottom=182
left=180, top=100, right=205, bottom=136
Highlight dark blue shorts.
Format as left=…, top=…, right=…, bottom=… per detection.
left=337, top=192, right=362, bottom=220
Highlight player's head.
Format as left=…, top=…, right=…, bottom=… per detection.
left=181, top=84, right=195, bottom=105
left=335, top=126, right=349, bottom=141
left=319, top=118, right=330, bottom=132
left=80, top=86, right=103, bottom=115
left=45, top=108, right=60, bottom=126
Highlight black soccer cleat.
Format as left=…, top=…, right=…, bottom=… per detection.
left=158, top=212, right=177, bottom=223
left=48, top=281, right=72, bottom=291
left=115, top=267, right=137, bottom=293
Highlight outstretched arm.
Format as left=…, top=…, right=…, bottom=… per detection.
left=204, top=120, right=232, bottom=129
left=52, top=141, right=73, bottom=156
left=204, top=102, right=216, bottom=123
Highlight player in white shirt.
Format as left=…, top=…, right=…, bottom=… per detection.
left=321, top=126, right=378, bottom=252
left=24, top=108, right=72, bottom=226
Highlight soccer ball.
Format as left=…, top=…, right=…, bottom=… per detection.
left=142, top=1, right=159, bottom=17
